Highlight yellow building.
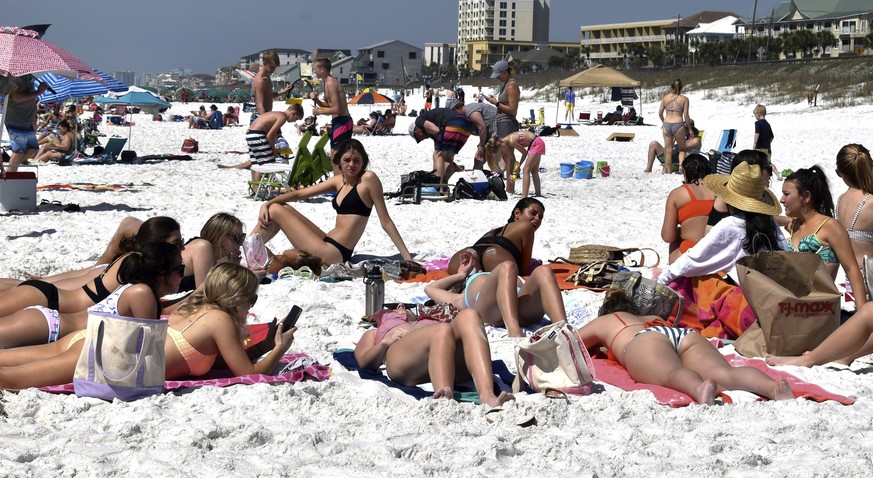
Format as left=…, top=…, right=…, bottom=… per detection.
left=465, top=39, right=579, bottom=72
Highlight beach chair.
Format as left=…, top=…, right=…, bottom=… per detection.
left=101, top=137, right=127, bottom=161
left=292, top=133, right=331, bottom=188
left=286, top=132, right=316, bottom=189
left=247, top=132, right=313, bottom=199
left=579, top=111, right=592, bottom=124
left=714, top=129, right=737, bottom=154
left=207, top=111, right=223, bottom=130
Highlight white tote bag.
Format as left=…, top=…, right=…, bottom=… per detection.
left=513, top=321, right=595, bottom=395
left=73, top=312, right=168, bottom=401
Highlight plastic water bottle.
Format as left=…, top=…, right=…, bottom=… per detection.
left=363, top=265, right=385, bottom=317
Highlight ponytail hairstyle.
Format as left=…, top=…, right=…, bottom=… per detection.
left=117, top=241, right=182, bottom=311
left=485, top=136, right=500, bottom=172
left=118, top=216, right=181, bottom=256
left=507, top=197, right=545, bottom=223
left=785, top=165, right=835, bottom=217
left=836, top=143, right=873, bottom=194
left=681, top=153, right=712, bottom=185
left=670, top=78, right=683, bottom=95
left=506, top=60, right=516, bottom=75
left=599, top=287, right=641, bottom=316
left=174, top=263, right=259, bottom=341
left=200, top=213, right=244, bottom=260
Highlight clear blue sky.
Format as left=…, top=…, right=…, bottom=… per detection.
left=6, top=0, right=781, bottom=75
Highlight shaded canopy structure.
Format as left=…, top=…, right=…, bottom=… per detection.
left=559, top=65, right=642, bottom=119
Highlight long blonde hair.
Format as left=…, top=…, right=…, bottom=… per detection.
left=484, top=136, right=500, bottom=172
left=174, top=263, right=258, bottom=341
left=199, top=213, right=243, bottom=261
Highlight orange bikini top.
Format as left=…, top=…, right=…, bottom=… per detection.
left=677, top=184, right=714, bottom=223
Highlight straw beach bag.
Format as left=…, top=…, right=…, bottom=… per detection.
left=556, top=244, right=660, bottom=267
left=73, top=311, right=168, bottom=401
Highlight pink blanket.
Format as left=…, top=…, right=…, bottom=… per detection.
left=40, top=353, right=330, bottom=395
left=592, top=354, right=854, bottom=407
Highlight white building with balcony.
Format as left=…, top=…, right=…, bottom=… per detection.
left=457, top=0, right=550, bottom=68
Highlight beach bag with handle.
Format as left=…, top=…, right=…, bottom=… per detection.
left=732, top=251, right=840, bottom=357
left=563, top=244, right=660, bottom=267
left=73, top=311, right=168, bottom=401
left=611, top=271, right=684, bottom=325
left=513, top=321, right=595, bottom=395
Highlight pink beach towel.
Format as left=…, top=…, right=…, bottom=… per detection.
left=40, top=353, right=330, bottom=395
left=591, top=354, right=854, bottom=407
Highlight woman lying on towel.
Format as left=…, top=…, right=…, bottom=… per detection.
left=578, top=288, right=793, bottom=404
left=253, top=139, right=413, bottom=266
left=776, top=166, right=867, bottom=306
left=425, top=250, right=564, bottom=337
left=661, top=154, right=715, bottom=263
left=354, top=305, right=513, bottom=407
left=0, top=216, right=183, bottom=293
left=0, top=261, right=297, bottom=390
left=447, top=197, right=544, bottom=276
left=657, top=162, right=787, bottom=339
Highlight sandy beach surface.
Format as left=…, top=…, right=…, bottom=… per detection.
left=2, top=88, right=873, bottom=477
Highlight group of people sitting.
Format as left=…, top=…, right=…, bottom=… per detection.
left=352, top=109, right=396, bottom=136
left=187, top=104, right=225, bottom=129
left=657, top=143, right=873, bottom=366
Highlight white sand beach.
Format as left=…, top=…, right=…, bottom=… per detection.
left=2, top=89, right=873, bottom=477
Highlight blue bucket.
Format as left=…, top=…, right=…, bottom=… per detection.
left=575, top=161, right=593, bottom=179
left=560, top=163, right=574, bottom=178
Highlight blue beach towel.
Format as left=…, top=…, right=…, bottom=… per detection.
left=333, top=349, right=517, bottom=403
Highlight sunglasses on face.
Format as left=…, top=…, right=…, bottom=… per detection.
left=231, top=233, right=246, bottom=245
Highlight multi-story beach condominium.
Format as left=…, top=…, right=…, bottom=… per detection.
left=457, top=0, right=550, bottom=69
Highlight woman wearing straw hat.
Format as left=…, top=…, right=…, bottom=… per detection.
left=657, top=162, right=787, bottom=339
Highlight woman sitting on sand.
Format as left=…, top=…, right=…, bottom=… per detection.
left=0, top=261, right=297, bottom=390
left=660, top=154, right=715, bottom=263
left=32, top=119, right=74, bottom=164
left=425, top=250, right=563, bottom=337
left=657, top=162, right=786, bottom=339
left=447, top=198, right=544, bottom=276
left=354, top=305, right=513, bottom=407
left=645, top=119, right=701, bottom=173
left=776, top=166, right=866, bottom=307
left=253, top=139, right=413, bottom=266
left=578, top=288, right=793, bottom=404
left=834, top=144, right=873, bottom=297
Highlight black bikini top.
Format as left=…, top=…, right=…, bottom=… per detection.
left=332, top=183, right=372, bottom=217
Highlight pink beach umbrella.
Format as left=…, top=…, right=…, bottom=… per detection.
left=0, top=26, right=98, bottom=80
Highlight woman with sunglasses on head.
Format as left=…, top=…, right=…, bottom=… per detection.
left=253, top=139, right=413, bottom=266
left=0, top=256, right=297, bottom=390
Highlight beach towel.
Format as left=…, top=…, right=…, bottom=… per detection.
left=41, top=353, right=329, bottom=395
left=38, top=183, right=148, bottom=192
left=333, top=349, right=514, bottom=404
left=668, top=274, right=756, bottom=340
left=591, top=354, right=854, bottom=407
left=397, top=261, right=596, bottom=291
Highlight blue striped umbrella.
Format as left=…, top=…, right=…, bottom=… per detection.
left=37, top=68, right=128, bottom=103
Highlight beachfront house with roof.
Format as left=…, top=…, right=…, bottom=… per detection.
left=687, top=15, right=740, bottom=44
left=352, top=40, right=423, bottom=87
left=734, top=0, right=873, bottom=57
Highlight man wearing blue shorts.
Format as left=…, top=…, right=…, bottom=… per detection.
left=3, top=75, right=48, bottom=173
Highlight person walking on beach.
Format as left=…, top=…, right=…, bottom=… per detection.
left=2, top=74, right=49, bottom=173
left=564, top=86, right=576, bottom=122
left=752, top=104, right=774, bottom=158
left=310, top=57, right=353, bottom=174
left=658, top=79, right=691, bottom=174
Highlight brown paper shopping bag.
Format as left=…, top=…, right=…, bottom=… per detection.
left=734, top=251, right=840, bottom=357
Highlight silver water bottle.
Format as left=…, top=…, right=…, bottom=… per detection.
left=364, top=265, right=385, bottom=317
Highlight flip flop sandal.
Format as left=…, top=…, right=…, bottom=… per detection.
left=484, top=408, right=538, bottom=428
left=543, top=388, right=570, bottom=402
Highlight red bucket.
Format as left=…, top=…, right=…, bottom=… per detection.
left=600, top=165, right=611, bottom=177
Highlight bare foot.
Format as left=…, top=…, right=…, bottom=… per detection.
left=481, top=391, right=515, bottom=408
left=772, top=379, right=794, bottom=400
left=765, top=355, right=810, bottom=367
left=695, top=379, right=717, bottom=405
left=432, top=387, right=453, bottom=400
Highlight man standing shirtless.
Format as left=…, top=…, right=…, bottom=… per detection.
left=309, top=57, right=352, bottom=175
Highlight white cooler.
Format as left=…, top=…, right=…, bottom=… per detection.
left=0, top=165, right=38, bottom=213
left=452, top=169, right=490, bottom=196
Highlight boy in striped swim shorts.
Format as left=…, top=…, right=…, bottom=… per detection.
left=218, top=103, right=303, bottom=180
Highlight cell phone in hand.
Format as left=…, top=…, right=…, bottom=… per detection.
left=281, top=305, right=302, bottom=332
